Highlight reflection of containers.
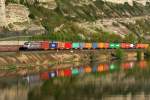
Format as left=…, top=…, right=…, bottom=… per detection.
left=41, top=41, right=49, bottom=50
left=84, top=43, right=92, bottom=49
left=109, top=64, right=116, bottom=70
left=78, top=67, right=84, bottom=73
left=92, top=66, right=97, bottom=72
left=122, top=63, right=131, bottom=70
left=139, top=60, right=147, bottom=69
left=27, top=74, right=40, bottom=83
left=97, top=64, right=104, bottom=72
left=72, top=68, right=79, bottom=75
left=58, top=42, right=65, bottom=49
left=49, top=71, right=57, bottom=78
left=72, top=42, right=80, bottom=49
left=79, top=43, right=84, bottom=49
left=50, top=43, right=58, bottom=49
left=58, top=69, right=64, bottom=77
left=84, top=66, right=92, bottom=73
left=64, top=69, right=72, bottom=77
left=98, top=43, right=104, bottom=49
left=104, top=64, right=109, bottom=71
left=92, top=43, right=98, bottom=49
left=65, top=42, right=72, bottom=49
left=40, top=72, right=49, bottom=80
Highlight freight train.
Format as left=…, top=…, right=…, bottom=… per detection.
left=22, top=41, right=149, bottom=50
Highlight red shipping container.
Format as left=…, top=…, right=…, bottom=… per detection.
left=40, top=72, right=49, bottom=80
left=104, top=43, right=109, bottom=49
left=84, top=43, right=92, bottom=49
left=41, top=41, right=49, bottom=50
left=121, top=43, right=126, bottom=49
left=64, top=69, right=72, bottom=77
left=125, top=43, right=130, bottom=48
left=65, top=42, right=72, bottom=49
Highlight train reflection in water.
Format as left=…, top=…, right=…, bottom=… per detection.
left=25, top=60, right=148, bottom=83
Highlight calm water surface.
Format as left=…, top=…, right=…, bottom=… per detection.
left=1, top=59, right=150, bottom=100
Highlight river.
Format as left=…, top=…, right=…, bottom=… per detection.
left=1, top=59, right=150, bottom=100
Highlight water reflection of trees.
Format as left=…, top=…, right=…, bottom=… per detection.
left=28, top=72, right=150, bottom=100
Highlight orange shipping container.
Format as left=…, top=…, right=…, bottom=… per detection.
left=98, top=43, right=104, bottom=49
left=57, top=42, right=65, bottom=49
left=84, top=43, right=92, bottom=49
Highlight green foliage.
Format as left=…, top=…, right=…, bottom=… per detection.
left=124, top=33, right=137, bottom=43
left=137, top=51, right=142, bottom=60
left=115, top=48, right=124, bottom=59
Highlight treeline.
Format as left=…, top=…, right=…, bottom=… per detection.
left=29, top=32, right=141, bottom=43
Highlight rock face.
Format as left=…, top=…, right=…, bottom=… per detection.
left=0, top=0, right=6, bottom=26
left=0, top=0, right=150, bottom=39
left=6, top=4, right=30, bottom=30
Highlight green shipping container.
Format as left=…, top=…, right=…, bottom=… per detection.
left=72, top=43, right=80, bottom=49
left=110, top=43, right=120, bottom=48
left=110, top=43, right=115, bottom=48
left=72, top=68, right=79, bottom=75
left=115, top=43, right=120, bottom=48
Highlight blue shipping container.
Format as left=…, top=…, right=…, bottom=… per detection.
left=50, top=43, right=57, bottom=49
left=92, top=43, right=98, bottom=49
left=79, top=43, right=84, bottom=49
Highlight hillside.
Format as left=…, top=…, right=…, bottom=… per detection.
left=1, top=0, right=150, bottom=42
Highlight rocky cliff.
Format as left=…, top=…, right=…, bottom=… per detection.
left=1, top=0, right=150, bottom=41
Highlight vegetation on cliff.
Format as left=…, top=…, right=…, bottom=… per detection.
left=3, top=0, right=150, bottom=42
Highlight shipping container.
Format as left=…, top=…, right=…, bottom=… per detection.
left=72, top=68, right=79, bottom=75
left=65, top=42, right=72, bottom=49
left=115, top=43, right=120, bottom=48
left=92, top=43, right=98, bottom=49
left=50, top=43, right=58, bottom=49
left=129, top=44, right=134, bottom=48
left=109, top=43, right=115, bottom=48
left=79, top=43, right=84, bottom=49
left=84, top=43, right=92, bottom=49
left=57, top=42, right=65, bottom=49
left=104, top=43, right=109, bottom=49
left=41, top=41, right=49, bottom=50
left=98, top=43, right=104, bottom=49
left=109, top=43, right=120, bottom=49
left=144, top=44, right=149, bottom=49
left=72, top=42, right=80, bottom=49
